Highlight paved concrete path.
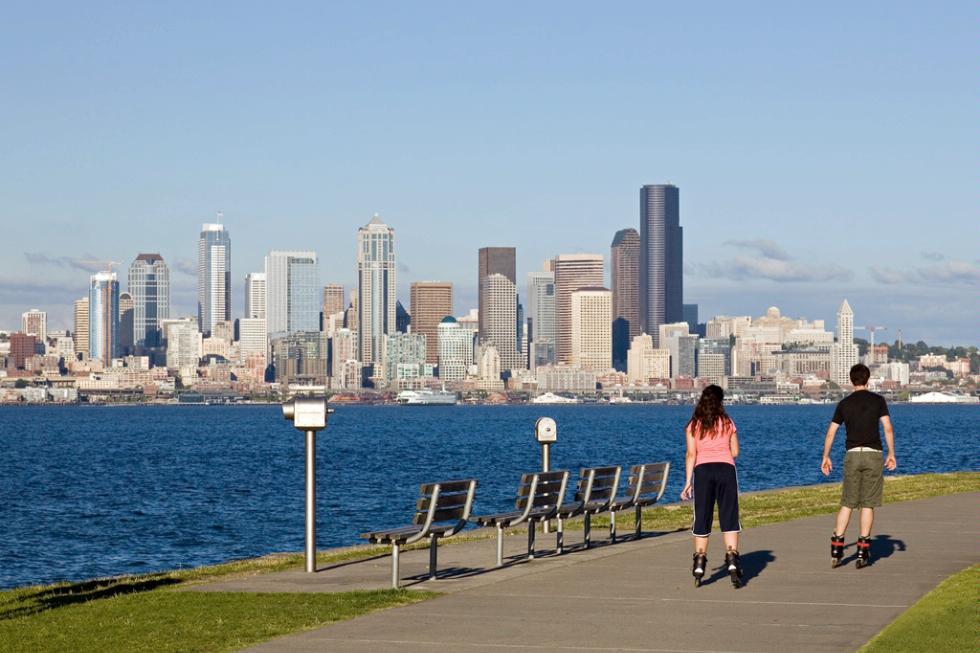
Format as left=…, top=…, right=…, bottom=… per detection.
left=204, top=492, right=978, bottom=652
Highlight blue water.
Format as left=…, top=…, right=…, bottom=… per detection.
left=0, top=404, right=976, bottom=589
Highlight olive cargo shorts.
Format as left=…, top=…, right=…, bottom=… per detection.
left=841, top=450, right=884, bottom=509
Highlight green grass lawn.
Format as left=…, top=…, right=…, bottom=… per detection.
left=858, top=564, right=979, bottom=653
left=0, top=471, right=975, bottom=652
left=0, top=582, right=432, bottom=653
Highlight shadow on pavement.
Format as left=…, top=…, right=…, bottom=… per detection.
left=703, top=549, right=775, bottom=587
left=841, top=534, right=906, bottom=567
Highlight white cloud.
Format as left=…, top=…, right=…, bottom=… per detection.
left=695, top=239, right=851, bottom=282
left=869, top=260, right=977, bottom=286
left=723, top=239, right=792, bottom=261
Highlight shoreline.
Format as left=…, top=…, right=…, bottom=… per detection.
left=3, top=471, right=977, bottom=593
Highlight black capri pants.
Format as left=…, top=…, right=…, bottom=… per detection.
left=692, top=462, right=741, bottom=537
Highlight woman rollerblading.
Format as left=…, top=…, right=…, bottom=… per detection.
left=680, top=385, right=742, bottom=589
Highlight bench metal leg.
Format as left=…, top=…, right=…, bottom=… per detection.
left=635, top=504, right=642, bottom=539
left=528, top=521, right=536, bottom=560
left=391, top=543, right=400, bottom=589
left=428, top=535, right=438, bottom=580
left=584, top=513, right=591, bottom=549
left=496, top=525, right=504, bottom=567
left=610, top=510, right=617, bottom=543
left=556, top=517, right=564, bottom=554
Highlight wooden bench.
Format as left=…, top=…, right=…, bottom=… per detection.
left=471, top=470, right=569, bottom=566
left=555, top=465, right=622, bottom=553
left=608, top=462, right=671, bottom=542
left=361, top=479, right=477, bottom=588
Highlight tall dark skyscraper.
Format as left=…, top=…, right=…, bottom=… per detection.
left=477, top=247, right=516, bottom=339
left=639, top=184, right=682, bottom=345
left=611, top=228, right=639, bottom=371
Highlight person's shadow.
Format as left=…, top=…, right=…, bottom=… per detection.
left=840, top=534, right=906, bottom=566
left=703, top=550, right=775, bottom=587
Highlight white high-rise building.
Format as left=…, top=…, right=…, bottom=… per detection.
left=357, top=216, right=396, bottom=367
left=21, top=309, right=47, bottom=343
left=437, top=316, right=475, bottom=382
left=238, top=317, right=267, bottom=364
left=831, top=299, right=859, bottom=386
left=89, top=271, right=120, bottom=365
left=163, top=317, right=202, bottom=373
left=570, top=287, right=612, bottom=372
left=73, top=297, right=89, bottom=357
left=197, top=222, right=231, bottom=337
left=526, top=270, right=556, bottom=369
left=626, top=333, right=670, bottom=385
left=553, top=254, right=604, bottom=363
left=245, top=272, right=267, bottom=319
left=482, top=273, right=521, bottom=371
left=476, top=343, right=504, bottom=390
left=265, top=251, right=320, bottom=336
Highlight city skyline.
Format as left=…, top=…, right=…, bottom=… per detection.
left=0, top=4, right=975, bottom=345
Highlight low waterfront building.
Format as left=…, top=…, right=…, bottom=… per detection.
left=536, top=363, right=596, bottom=394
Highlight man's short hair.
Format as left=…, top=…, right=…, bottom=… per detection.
left=850, top=363, right=871, bottom=386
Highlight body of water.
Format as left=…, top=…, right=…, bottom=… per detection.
left=1, top=403, right=976, bottom=589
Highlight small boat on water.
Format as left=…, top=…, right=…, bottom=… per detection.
left=396, top=389, right=458, bottom=406
left=531, top=392, right=578, bottom=404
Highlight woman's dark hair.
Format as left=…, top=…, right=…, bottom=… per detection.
left=687, top=384, right=732, bottom=438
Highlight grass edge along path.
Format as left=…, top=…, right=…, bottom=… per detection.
left=0, top=471, right=975, bottom=653
left=857, top=563, right=980, bottom=653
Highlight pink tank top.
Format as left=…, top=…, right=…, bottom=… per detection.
left=691, top=419, right=736, bottom=466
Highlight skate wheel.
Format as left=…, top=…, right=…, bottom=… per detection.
left=831, top=559, right=838, bottom=568
left=694, top=577, right=701, bottom=587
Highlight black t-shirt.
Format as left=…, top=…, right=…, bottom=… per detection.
left=831, top=390, right=889, bottom=451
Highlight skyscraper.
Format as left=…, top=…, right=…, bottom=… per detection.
left=244, top=272, right=267, bottom=319
left=322, top=283, right=345, bottom=321
left=410, top=281, right=453, bottom=364
left=88, top=270, right=120, bottom=365
left=73, top=297, right=89, bottom=357
left=553, top=254, right=604, bottom=364
left=526, top=270, right=556, bottom=368
left=197, top=222, right=231, bottom=337
left=357, top=215, right=396, bottom=366
left=831, top=299, right=859, bottom=386
left=20, top=309, right=47, bottom=343
left=265, top=251, right=320, bottom=335
left=437, top=316, right=475, bottom=382
left=570, top=287, right=613, bottom=372
left=482, top=273, right=521, bottom=371
left=478, top=247, right=516, bottom=339
left=639, top=184, right=682, bottom=344
left=611, top=228, right=639, bottom=370
left=128, top=253, right=170, bottom=349
left=118, top=292, right=134, bottom=355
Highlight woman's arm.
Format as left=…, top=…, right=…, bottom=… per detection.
left=730, top=429, right=739, bottom=459
left=680, top=426, right=697, bottom=500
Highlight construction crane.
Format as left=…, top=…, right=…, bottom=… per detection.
left=855, top=325, right=888, bottom=361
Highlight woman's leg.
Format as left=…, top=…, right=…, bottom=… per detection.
left=717, top=464, right=741, bottom=551
left=694, top=535, right=708, bottom=553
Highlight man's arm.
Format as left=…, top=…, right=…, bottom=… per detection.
left=821, top=422, right=839, bottom=476
left=881, top=415, right=896, bottom=470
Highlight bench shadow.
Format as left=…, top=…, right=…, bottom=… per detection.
left=703, top=549, right=775, bottom=587
left=841, top=534, right=906, bottom=567
left=314, top=553, right=391, bottom=573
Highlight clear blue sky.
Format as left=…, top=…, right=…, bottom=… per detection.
left=1, top=2, right=975, bottom=344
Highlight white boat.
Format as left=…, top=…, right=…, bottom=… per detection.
left=531, top=392, right=578, bottom=404
left=908, top=392, right=979, bottom=404
left=396, top=389, right=458, bottom=406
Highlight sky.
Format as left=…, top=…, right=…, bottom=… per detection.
left=0, top=2, right=976, bottom=344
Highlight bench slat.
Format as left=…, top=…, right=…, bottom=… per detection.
left=415, top=506, right=468, bottom=524
left=419, top=480, right=475, bottom=495
left=416, top=494, right=470, bottom=511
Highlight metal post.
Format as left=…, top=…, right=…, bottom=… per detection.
left=542, top=442, right=551, bottom=534
left=635, top=504, right=642, bottom=539
left=391, top=543, right=400, bottom=588
left=527, top=521, right=536, bottom=560
left=496, top=525, right=504, bottom=567
left=556, top=517, right=564, bottom=554
left=305, top=429, right=316, bottom=573
left=610, top=510, right=617, bottom=543
left=584, top=512, right=591, bottom=549
left=429, top=535, right=438, bottom=580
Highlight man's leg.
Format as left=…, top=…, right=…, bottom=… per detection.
left=835, top=506, right=852, bottom=536
left=859, top=508, right=874, bottom=537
